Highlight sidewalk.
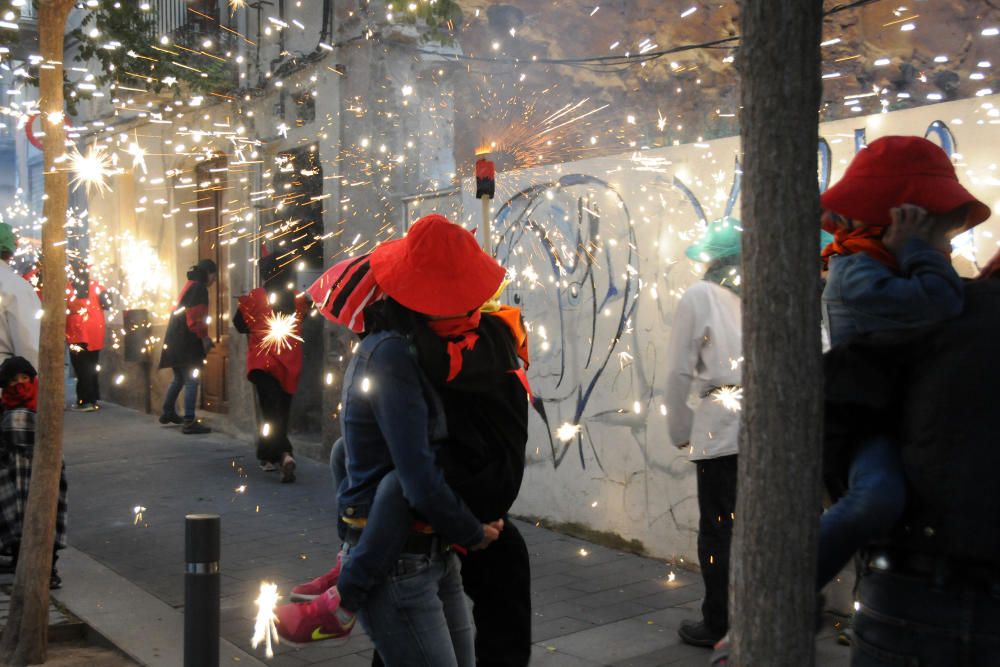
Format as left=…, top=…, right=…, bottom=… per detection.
left=61, top=404, right=849, bottom=666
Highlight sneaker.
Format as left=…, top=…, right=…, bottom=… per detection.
left=182, top=420, right=212, bottom=435
left=73, top=403, right=98, bottom=412
left=290, top=551, right=343, bottom=602
left=49, top=572, right=62, bottom=590
left=159, top=413, right=184, bottom=425
left=275, top=586, right=356, bottom=644
left=280, top=454, right=296, bottom=484
left=710, top=635, right=730, bottom=665
left=678, top=620, right=725, bottom=648
left=259, top=461, right=278, bottom=473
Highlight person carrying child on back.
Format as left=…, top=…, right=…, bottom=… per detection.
left=815, top=135, right=991, bottom=587
left=0, top=356, right=68, bottom=588
left=273, top=216, right=531, bottom=666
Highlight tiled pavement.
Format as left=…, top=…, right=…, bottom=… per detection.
left=63, top=404, right=849, bottom=666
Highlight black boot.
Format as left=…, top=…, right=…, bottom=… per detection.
left=678, top=620, right=726, bottom=648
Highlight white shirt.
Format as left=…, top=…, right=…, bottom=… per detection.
left=664, top=280, right=742, bottom=460
left=0, top=262, right=41, bottom=368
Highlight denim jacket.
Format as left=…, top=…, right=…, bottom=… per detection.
left=823, top=238, right=964, bottom=349
left=337, top=330, right=484, bottom=548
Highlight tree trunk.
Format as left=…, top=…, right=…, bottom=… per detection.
left=0, top=0, right=74, bottom=663
left=730, top=1, right=824, bottom=665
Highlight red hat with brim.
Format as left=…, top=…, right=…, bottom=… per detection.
left=369, top=214, right=506, bottom=317
left=821, top=135, right=991, bottom=233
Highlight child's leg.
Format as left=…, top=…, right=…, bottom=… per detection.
left=337, top=470, right=414, bottom=613
left=817, top=435, right=906, bottom=588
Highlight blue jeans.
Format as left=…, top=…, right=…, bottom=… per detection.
left=852, top=569, right=1000, bottom=666
left=162, top=367, right=199, bottom=421
left=818, top=435, right=906, bottom=588
left=350, top=548, right=475, bottom=667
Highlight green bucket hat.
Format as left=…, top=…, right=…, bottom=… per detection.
left=0, top=223, right=16, bottom=254
left=685, top=216, right=742, bottom=262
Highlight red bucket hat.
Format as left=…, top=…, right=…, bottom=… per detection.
left=369, top=214, right=506, bottom=317
left=821, top=135, right=991, bottom=232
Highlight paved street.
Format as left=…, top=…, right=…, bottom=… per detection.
left=62, top=403, right=849, bottom=666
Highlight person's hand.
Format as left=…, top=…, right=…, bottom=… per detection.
left=202, top=337, right=215, bottom=354
left=471, top=519, right=504, bottom=550
left=883, top=204, right=933, bottom=255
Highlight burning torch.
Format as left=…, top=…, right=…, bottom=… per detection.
left=475, top=155, right=496, bottom=255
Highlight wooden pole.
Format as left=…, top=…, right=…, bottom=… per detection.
left=730, top=0, right=824, bottom=665
left=0, top=0, right=75, bottom=663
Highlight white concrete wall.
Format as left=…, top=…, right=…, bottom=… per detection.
left=453, top=94, right=1000, bottom=563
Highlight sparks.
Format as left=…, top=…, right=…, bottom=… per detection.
left=259, top=312, right=303, bottom=355
left=556, top=422, right=581, bottom=442
left=251, top=582, right=280, bottom=658
left=68, top=144, right=115, bottom=195
left=712, top=386, right=743, bottom=412
left=127, top=142, right=148, bottom=175
left=229, top=0, right=247, bottom=12
left=133, top=505, right=146, bottom=525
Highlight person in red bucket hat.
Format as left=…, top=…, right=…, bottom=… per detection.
left=276, top=215, right=532, bottom=666
left=814, top=136, right=991, bottom=599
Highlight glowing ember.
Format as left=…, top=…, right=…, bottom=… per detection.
left=712, top=386, right=743, bottom=412
left=133, top=505, right=146, bottom=525
left=556, top=422, right=581, bottom=442
left=68, top=144, right=115, bottom=195
left=251, top=582, right=280, bottom=658
left=259, top=312, right=304, bottom=355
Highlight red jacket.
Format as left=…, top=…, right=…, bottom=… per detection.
left=234, top=288, right=307, bottom=395
left=65, top=280, right=108, bottom=351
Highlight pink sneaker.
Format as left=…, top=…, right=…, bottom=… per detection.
left=275, top=586, right=356, bottom=645
left=290, top=551, right=342, bottom=602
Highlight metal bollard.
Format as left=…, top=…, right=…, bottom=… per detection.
left=184, top=514, right=220, bottom=667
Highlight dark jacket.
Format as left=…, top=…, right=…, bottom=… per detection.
left=412, top=313, right=529, bottom=522
left=159, top=269, right=210, bottom=370
left=824, top=279, right=1000, bottom=567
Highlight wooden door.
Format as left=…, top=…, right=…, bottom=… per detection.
left=196, top=159, right=229, bottom=413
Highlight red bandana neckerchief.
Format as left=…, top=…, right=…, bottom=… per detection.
left=821, top=226, right=899, bottom=271
left=3, top=377, right=38, bottom=411
left=426, top=311, right=482, bottom=382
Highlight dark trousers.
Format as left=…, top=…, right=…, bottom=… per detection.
left=70, top=348, right=101, bottom=405
left=696, top=454, right=738, bottom=634
left=460, top=519, right=532, bottom=667
left=250, top=372, right=293, bottom=464
left=852, top=569, right=1000, bottom=666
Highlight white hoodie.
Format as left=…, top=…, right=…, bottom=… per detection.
left=664, top=280, right=742, bottom=461
left=0, top=262, right=41, bottom=369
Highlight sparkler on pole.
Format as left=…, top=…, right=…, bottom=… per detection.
left=475, top=155, right=495, bottom=255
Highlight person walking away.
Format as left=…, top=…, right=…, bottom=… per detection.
left=232, top=254, right=307, bottom=483
left=66, top=266, right=111, bottom=412
left=0, top=223, right=40, bottom=368
left=159, top=259, right=217, bottom=434
left=665, top=217, right=743, bottom=649
left=0, top=356, right=67, bottom=588
left=815, top=136, right=990, bottom=589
